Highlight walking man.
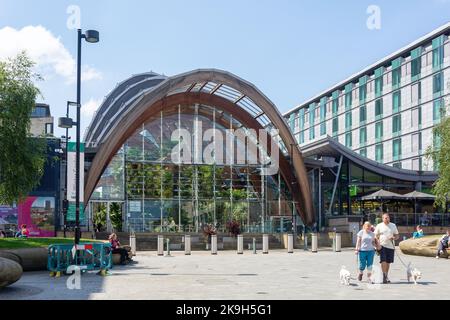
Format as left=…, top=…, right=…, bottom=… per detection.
left=374, top=213, right=399, bottom=284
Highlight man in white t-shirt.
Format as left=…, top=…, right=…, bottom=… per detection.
left=374, top=213, right=399, bottom=284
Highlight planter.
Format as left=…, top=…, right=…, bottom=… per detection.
left=0, top=248, right=48, bottom=271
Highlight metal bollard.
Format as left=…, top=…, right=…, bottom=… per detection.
left=253, top=237, right=257, bottom=254
left=287, top=233, right=294, bottom=253
left=184, top=235, right=191, bottom=255
left=237, top=235, right=243, bottom=254
left=157, top=235, right=164, bottom=256
left=211, top=234, right=217, bottom=255
left=303, top=232, right=308, bottom=251
left=165, top=238, right=171, bottom=256
left=262, top=234, right=269, bottom=254
left=335, top=233, right=341, bottom=252
left=311, top=233, right=318, bottom=253
left=130, top=232, right=136, bottom=256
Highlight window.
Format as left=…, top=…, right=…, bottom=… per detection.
left=393, top=138, right=402, bottom=161
left=432, top=36, right=444, bottom=69
left=359, top=105, right=367, bottom=123
left=375, top=143, right=383, bottom=162
left=345, top=132, right=352, bottom=148
left=332, top=91, right=339, bottom=115
left=359, top=127, right=367, bottom=145
left=45, top=123, right=53, bottom=135
left=375, top=76, right=383, bottom=97
left=320, top=122, right=326, bottom=136
left=412, top=158, right=421, bottom=171
left=360, top=148, right=367, bottom=158
left=411, top=47, right=422, bottom=80
left=375, top=99, right=383, bottom=118
left=345, top=112, right=352, bottom=130
left=289, top=114, right=295, bottom=131
left=345, top=83, right=353, bottom=110
left=375, top=121, right=383, bottom=140
left=332, top=117, right=339, bottom=135
left=433, top=72, right=443, bottom=95
left=320, top=98, right=327, bottom=136
left=359, top=81, right=367, bottom=102
left=411, top=82, right=421, bottom=105
left=433, top=99, right=444, bottom=122
left=411, top=133, right=422, bottom=153
left=411, top=107, right=422, bottom=128
left=392, top=114, right=401, bottom=134
left=310, top=127, right=315, bottom=140
left=392, top=91, right=401, bottom=113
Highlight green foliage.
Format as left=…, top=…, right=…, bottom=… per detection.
left=109, top=202, right=122, bottom=231
left=0, top=52, right=46, bottom=205
left=93, top=204, right=107, bottom=231
left=0, top=237, right=105, bottom=249
left=426, top=102, right=450, bottom=209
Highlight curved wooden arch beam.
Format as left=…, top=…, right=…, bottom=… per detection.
left=85, top=70, right=314, bottom=225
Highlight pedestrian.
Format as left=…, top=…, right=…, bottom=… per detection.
left=435, top=229, right=449, bottom=259
left=355, top=221, right=379, bottom=283
left=374, top=213, right=399, bottom=284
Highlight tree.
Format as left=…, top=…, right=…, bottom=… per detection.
left=426, top=89, right=450, bottom=210
left=0, top=52, right=46, bottom=205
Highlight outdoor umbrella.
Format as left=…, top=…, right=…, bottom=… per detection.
left=360, top=189, right=404, bottom=201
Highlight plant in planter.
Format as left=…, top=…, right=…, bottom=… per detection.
left=226, top=220, right=241, bottom=237
left=202, top=223, right=217, bottom=248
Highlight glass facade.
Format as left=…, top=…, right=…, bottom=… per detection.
left=285, top=30, right=449, bottom=171
left=91, top=104, right=297, bottom=233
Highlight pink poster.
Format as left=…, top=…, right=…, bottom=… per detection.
left=18, top=196, right=55, bottom=237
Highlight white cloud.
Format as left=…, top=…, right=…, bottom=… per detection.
left=82, top=97, right=103, bottom=117
left=0, top=25, right=102, bottom=83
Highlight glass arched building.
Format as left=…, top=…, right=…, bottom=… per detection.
left=83, top=69, right=314, bottom=234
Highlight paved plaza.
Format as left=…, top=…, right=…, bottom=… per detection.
left=1, top=248, right=449, bottom=300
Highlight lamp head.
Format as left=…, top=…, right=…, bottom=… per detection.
left=84, top=30, right=99, bottom=43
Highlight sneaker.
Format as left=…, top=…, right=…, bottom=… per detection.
left=358, top=273, right=363, bottom=281
left=436, top=256, right=440, bottom=259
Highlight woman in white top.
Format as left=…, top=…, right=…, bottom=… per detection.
left=355, top=221, right=379, bottom=282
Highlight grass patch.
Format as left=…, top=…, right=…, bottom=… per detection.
left=0, top=237, right=107, bottom=250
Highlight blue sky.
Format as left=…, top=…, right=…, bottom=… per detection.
left=0, top=0, right=449, bottom=138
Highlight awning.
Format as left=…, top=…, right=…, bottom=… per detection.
left=361, top=189, right=404, bottom=200
left=402, top=190, right=436, bottom=200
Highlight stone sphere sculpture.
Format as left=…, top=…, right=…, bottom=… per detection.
left=0, top=257, right=23, bottom=288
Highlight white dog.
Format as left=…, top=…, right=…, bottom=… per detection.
left=406, top=262, right=422, bottom=285
left=339, top=266, right=351, bottom=285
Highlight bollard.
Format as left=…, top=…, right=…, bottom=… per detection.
left=184, top=235, right=191, bottom=255
left=157, top=235, right=164, bottom=256
left=211, top=235, right=217, bottom=255
left=262, top=234, right=269, bottom=254
left=165, top=238, right=171, bottom=256
left=130, top=232, right=136, bottom=256
left=287, top=233, right=294, bottom=253
left=332, top=228, right=336, bottom=252
left=253, top=237, right=257, bottom=254
left=303, top=232, right=308, bottom=251
left=335, top=233, right=341, bottom=252
left=237, top=235, right=243, bottom=254
left=311, top=233, right=318, bottom=253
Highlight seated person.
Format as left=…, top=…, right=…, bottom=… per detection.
left=16, top=224, right=29, bottom=238
left=109, top=233, right=132, bottom=264
left=0, top=230, right=6, bottom=238
left=436, top=229, right=449, bottom=259
left=412, top=225, right=424, bottom=239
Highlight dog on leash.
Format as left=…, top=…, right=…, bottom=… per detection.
left=339, top=266, right=351, bottom=285
left=406, top=262, right=422, bottom=285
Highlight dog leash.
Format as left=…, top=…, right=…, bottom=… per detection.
left=392, top=239, right=410, bottom=269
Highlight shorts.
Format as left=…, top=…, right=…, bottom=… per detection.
left=379, top=246, right=395, bottom=263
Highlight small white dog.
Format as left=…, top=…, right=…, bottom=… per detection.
left=339, top=266, right=351, bottom=285
left=406, top=262, right=422, bottom=285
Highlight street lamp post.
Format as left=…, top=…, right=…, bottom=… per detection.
left=59, top=29, right=99, bottom=245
